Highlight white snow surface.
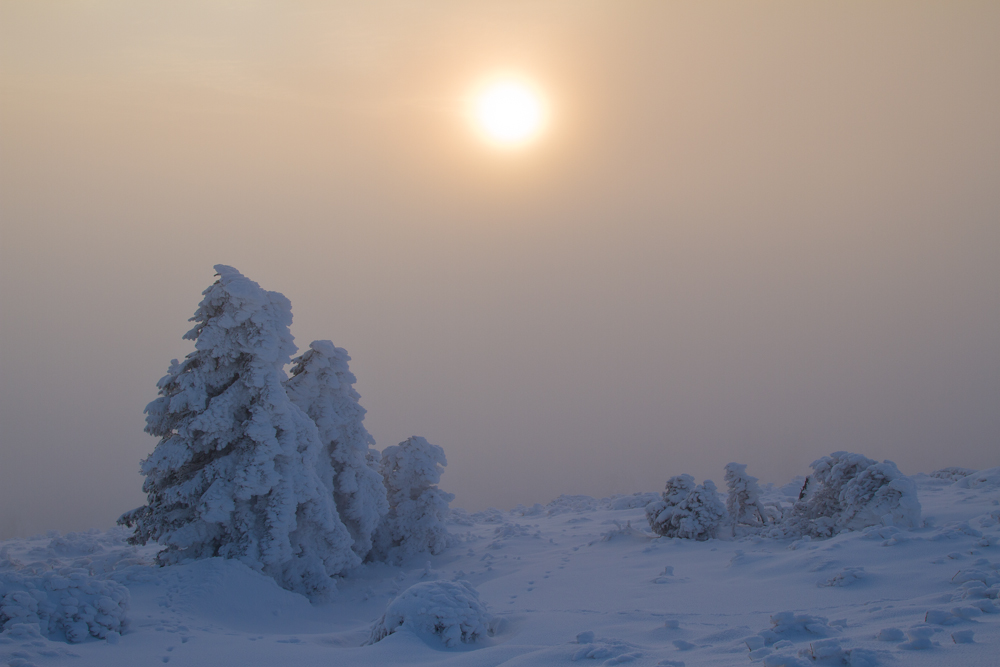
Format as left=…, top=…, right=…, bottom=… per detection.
left=2, top=469, right=999, bottom=666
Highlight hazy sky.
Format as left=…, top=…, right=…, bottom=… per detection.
left=2, top=1, right=998, bottom=540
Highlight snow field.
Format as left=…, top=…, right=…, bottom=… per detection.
left=1, top=469, right=998, bottom=666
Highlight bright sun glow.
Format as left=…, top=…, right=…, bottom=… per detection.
left=471, top=78, right=547, bottom=148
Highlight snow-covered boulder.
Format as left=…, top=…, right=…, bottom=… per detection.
left=366, top=580, right=495, bottom=647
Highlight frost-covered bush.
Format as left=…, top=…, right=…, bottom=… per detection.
left=724, top=463, right=768, bottom=529
left=371, top=436, right=455, bottom=562
left=785, top=452, right=921, bottom=537
left=838, top=460, right=921, bottom=530
left=366, top=580, right=495, bottom=647
left=0, top=568, right=129, bottom=642
left=646, top=475, right=726, bottom=540
left=284, top=340, right=389, bottom=560
left=118, top=266, right=357, bottom=598
left=645, top=474, right=695, bottom=536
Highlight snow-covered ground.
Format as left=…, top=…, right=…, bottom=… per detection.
left=2, top=468, right=998, bottom=667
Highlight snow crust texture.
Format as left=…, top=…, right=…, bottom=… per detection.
left=367, top=580, right=495, bottom=647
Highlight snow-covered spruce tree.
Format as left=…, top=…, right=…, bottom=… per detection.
left=672, top=480, right=727, bottom=540
left=646, top=475, right=726, bottom=540
left=645, top=474, right=696, bottom=536
left=118, top=266, right=358, bottom=597
left=370, top=436, right=455, bottom=562
left=284, top=340, right=389, bottom=560
left=837, top=460, right=921, bottom=530
left=724, top=462, right=768, bottom=530
left=785, top=452, right=921, bottom=536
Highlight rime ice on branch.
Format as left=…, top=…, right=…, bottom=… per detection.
left=118, top=265, right=357, bottom=597
left=285, top=340, right=389, bottom=561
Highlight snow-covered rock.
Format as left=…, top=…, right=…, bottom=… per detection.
left=367, top=580, right=495, bottom=647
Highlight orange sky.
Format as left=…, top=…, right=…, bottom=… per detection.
left=2, top=1, right=998, bottom=538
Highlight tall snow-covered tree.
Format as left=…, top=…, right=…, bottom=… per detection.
left=284, top=340, right=389, bottom=560
left=118, top=266, right=358, bottom=597
left=371, top=436, right=455, bottom=562
left=724, top=462, right=768, bottom=528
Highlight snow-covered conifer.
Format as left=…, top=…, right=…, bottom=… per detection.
left=838, top=460, right=921, bottom=530
left=786, top=452, right=921, bottom=536
left=371, top=436, right=455, bottom=562
left=118, top=266, right=357, bottom=597
left=645, top=474, right=695, bottom=537
left=284, top=340, right=389, bottom=560
left=799, top=451, right=877, bottom=522
left=671, top=480, right=727, bottom=540
left=646, top=475, right=725, bottom=540
left=724, top=462, right=768, bottom=528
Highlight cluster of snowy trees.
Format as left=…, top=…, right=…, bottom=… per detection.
left=118, top=266, right=453, bottom=598
left=646, top=452, right=921, bottom=541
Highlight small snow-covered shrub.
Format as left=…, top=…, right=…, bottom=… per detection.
left=724, top=463, right=768, bottom=529
left=646, top=476, right=726, bottom=540
left=366, top=580, right=495, bottom=647
left=645, top=474, right=695, bottom=536
left=838, top=460, right=921, bottom=530
left=785, top=452, right=921, bottom=537
left=371, top=437, right=455, bottom=562
left=0, top=568, right=129, bottom=642
left=799, top=452, right=877, bottom=521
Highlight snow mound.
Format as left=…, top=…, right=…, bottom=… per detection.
left=546, top=495, right=600, bottom=515
left=930, top=467, right=976, bottom=481
left=367, top=580, right=496, bottom=648
left=593, top=521, right=653, bottom=545
left=605, top=493, right=661, bottom=510
left=955, top=467, right=1000, bottom=490
left=571, top=631, right=643, bottom=662
left=0, top=567, right=129, bottom=642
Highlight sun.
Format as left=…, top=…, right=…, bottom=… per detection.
left=470, top=77, right=548, bottom=149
